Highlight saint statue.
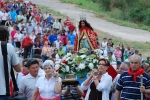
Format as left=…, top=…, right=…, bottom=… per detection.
left=74, top=13, right=98, bottom=51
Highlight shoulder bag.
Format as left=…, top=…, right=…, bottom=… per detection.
left=1, top=42, right=27, bottom=100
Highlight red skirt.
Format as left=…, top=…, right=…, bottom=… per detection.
left=38, top=94, right=60, bottom=100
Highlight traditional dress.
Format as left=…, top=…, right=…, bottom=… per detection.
left=74, top=27, right=98, bottom=51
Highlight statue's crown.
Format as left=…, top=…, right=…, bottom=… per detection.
left=80, top=13, right=86, bottom=20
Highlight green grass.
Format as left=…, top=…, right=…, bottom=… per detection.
left=37, top=5, right=150, bottom=59
left=61, top=0, right=150, bottom=32
left=37, top=6, right=65, bottom=18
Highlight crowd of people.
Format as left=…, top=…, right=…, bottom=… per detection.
left=0, top=0, right=150, bottom=100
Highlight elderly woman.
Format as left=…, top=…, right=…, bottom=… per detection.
left=81, top=58, right=112, bottom=100
left=31, top=60, right=62, bottom=100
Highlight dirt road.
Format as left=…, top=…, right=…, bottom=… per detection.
left=29, top=0, right=150, bottom=42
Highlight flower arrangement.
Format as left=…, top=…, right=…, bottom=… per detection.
left=55, top=48, right=101, bottom=77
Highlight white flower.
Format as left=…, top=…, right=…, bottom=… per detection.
left=93, top=59, right=98, bottom=63
left=55, top=64, right=60, bottom=70
left=67, top=53, right=72, bottom=57
left=85, top=57, right=90, bottom=61
left=78, top=63, right=85, bottom=70
left=88, top=63, right=94, bottom=69
left=94, top=49, right=100, bottom=55
left=62, top=55, right=67, bottom=60
left=66, top=57, right=71, bottom=61
left=61, top=67, right=66, bottom=72
left=65, top=65, right=69, bottom=72
left=80, top=55, right=86, bottom=59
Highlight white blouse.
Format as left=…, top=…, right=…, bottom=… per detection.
left=14, top=33, right=23, bottom=42
left=36, top=76, right=61, bottom=98
left=81, top=72, right=112, bottom=100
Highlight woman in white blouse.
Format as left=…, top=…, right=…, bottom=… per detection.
left=14, top=28, right=23, bottom=52
left=81, top=58, right=112, bottom=100
left=31, top=60, right=62, bottom=100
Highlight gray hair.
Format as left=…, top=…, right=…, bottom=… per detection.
left=42, top=60, right=54, bottom=69
left=129, top=55, right=142, bottom=65
left=121, top=62, right=130, bottom=71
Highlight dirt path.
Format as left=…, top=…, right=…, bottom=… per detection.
left=29, top=0, right=150, bottom=42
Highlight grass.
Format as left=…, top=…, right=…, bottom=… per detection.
left=37, top=5, right=150, bottom=59
left=37, top=5, right=65, bottom=18
left=60, top=0, right=150, bottom=32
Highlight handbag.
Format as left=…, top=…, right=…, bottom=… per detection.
left=1, top=42, right=27, bottom=100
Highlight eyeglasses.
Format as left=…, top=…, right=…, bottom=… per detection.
left=98, top=63, right=105, bottom=66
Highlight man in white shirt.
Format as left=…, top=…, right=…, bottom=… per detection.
left=43, top=11, right=49, bottom=20
left=18, top=58, right=41, bottom=100
left=111, top=62, right=129, bottom=100
left=32, top=54, right=45, bottom=76
left=54, top=36, right=61, bottom=49
left=0, top=26, right=21, bottom=100
left=1, top=9, right=9, bottom=25
left=16, top=58, right=29, bottom=85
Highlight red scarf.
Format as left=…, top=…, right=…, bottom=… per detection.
left=22, top=70, right=28, bottom=76
left=128, top=67, right=145, bottom=82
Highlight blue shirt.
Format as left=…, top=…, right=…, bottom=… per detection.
left=68, top=34, right=75, bottom=45
left=10, top=11, right=17, bottom=22
left=48, top=34, right=57, bottom=43
left=16, top=9, right=22, bottom=15
left=47, top=16, right=53, bottom=23
left=116, top=71, right=150, bottom=100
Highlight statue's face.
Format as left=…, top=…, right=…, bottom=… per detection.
left=81, top=21, right=85, bottom=27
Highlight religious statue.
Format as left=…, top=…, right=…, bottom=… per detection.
left=74, top=13, right=98, bottom=52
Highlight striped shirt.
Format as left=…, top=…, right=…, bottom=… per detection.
left=116, top=71, right=150, bottom=100
left=61, top=86, right=81, bottom=100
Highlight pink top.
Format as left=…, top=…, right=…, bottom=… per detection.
left=114, top=50, right=122, bottom=57
left=11, top=30, right=16, bottom=40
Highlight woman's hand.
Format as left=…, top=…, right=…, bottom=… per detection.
left=53, top=72, right=59, bottom=81
left=92, top=69, right=99, bottom=78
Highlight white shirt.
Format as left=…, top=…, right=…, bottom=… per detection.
left=19, top=73, right=41, bottom=100
left=14, top=33, right=23, bottom=41
left=30, top=35, right=36, bottom=43
left=101, top=41, right=107, bottom=48
left=0, top=42, right=19, bottom=95
left=35, top=26, right=42, bottom=35
left=111, top=74, right=120, bottom=100
left=43, top=13, right=49, bottom=20
left=36, top=76, right=61, bottom=98
left=16, top=72, right=24, bottom=85
left=81, top=72, right=112, bottom=100
left=54, top=40, right=61, bottom=49
left=1, top=12, right=8, bottom=20
left=38, top=68, right=45, bottom=76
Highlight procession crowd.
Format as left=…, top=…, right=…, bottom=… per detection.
left=0, top=0, right=150, bottom=100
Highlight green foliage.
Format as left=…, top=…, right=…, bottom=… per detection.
left=61, top=0, right=150, bottom=31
